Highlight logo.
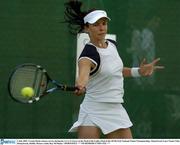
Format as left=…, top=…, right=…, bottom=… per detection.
left=0, top=139, right=16, bottom=145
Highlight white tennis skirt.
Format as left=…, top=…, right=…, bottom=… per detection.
left=69, top=100, right=133, bottom=135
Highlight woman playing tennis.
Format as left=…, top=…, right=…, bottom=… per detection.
left=64, top=1, right=164, bottom=139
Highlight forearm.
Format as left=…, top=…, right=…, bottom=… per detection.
left=76, top=59, right=92, bottom=87
left=76, top=73, right=89, bottom=87
left=75, top=58, right=92, bottom=96
left=122, top=67, right=132, bottom=77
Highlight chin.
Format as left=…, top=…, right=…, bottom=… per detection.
left=98, top=35, right=106, bottom=40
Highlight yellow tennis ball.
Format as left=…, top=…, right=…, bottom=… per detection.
left=21, top=87, right=34, bottom=97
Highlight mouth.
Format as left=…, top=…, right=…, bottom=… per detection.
left=98, top=33, right=106, bottom=36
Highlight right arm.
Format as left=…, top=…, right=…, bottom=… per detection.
left=75, top=58, right=95, bottom=96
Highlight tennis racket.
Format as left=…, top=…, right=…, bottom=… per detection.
left=8, top=63, right=76, bottom=104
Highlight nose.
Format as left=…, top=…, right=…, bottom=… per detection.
left=99, top=24, right=105, bottom=31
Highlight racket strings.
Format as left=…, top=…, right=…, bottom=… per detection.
left=10, top=66, right=47, bottom=103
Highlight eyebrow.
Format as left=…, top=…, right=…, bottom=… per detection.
left=94, top=19, right=108, bottom=24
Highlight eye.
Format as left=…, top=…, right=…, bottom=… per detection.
left=102, top=21, right=107, bottom=25
left=93, top=23, right=99, bottom=26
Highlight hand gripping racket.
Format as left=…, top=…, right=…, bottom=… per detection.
left=8, top=63, right=76, bottom=104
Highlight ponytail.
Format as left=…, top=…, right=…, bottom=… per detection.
left=64, top=1, right=88, bottom=35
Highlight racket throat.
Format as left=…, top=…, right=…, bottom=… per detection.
left=46, top=87, right=58, bottom=93
left=52, top=80, right=67, bottom=91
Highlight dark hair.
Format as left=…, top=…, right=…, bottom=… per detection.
left=63, top=1, right=94, bottom=35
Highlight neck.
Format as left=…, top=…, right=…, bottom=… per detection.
left=90, top=39, right=107, bottom=48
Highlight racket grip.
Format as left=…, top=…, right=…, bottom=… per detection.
left=63, top=85, right=77, bottom=91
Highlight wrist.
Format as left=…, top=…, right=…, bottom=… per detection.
left=131, top=67, right=141, bottom=77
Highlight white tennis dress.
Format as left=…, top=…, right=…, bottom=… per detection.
left=69, top=40, right=133, bottom=135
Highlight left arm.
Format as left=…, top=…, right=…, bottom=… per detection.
left=122, top=67, right=132, bottom=77
left=123, top=58, right=164, bottom=77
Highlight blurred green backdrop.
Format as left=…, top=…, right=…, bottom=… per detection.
left=0, top=0, right=180, bottom=138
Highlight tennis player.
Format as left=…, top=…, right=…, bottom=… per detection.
left=64, top=1, right=164, bottom=138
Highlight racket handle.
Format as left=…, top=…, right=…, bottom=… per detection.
left=63, top=85, right=77, bottom=91
left=52, top=80, right=77, bottom=91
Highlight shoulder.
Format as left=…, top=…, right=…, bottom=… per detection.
left=79, top=44, right=99, bottom=59
left=79, top=44, right=100, bottom=63
left=79, top=44, right=101, bottom=76
left=81, top=44, right=97, bottom=55
left=107, top=39, right=117, bottom=47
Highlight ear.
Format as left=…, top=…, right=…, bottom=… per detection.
left=84, top=24, right=89, bottom=33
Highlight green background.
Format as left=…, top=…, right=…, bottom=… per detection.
left=0, top=0, right=180, bottom=138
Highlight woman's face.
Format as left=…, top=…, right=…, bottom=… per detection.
left=85, top=18, right=108, bottom=41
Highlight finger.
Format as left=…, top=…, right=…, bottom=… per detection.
left=74, top=86, right=86, bottom=96
left=74, top=90, right=79, bottom=96
left=146, top=70, right=153, bottom=76
left=154, top=66, right=165, bottom=69
left=75, top=90, right=82, bottom=96
left=140, top=58, right=146, bottom=66
left=74, top=86, right=81, bottom=96
left=149, top=70, right=153, bottom=75
left=152, top=58, right=161, bottom=65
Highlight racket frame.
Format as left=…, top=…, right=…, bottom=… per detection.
left=8, top=63, right=76, bottom=104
